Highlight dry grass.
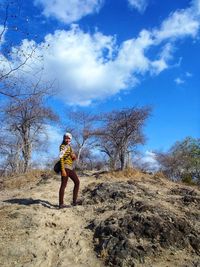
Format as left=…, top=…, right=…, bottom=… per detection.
left=110, top=168, right=143, bottom=178
left=97, top=167, right=151, bottom=181
left=0, top=169, right=54, bottom=190
left=152, top=171, right=167, bottom=180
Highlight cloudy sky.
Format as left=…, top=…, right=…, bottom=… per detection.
left=0, top=0, right=199, bottom=163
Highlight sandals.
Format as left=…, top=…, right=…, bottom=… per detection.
left=71, top=199, right=83, bottom=206
left=59, top=199, right=83, bottom=208
left=59, top=204, right=68, bottom=209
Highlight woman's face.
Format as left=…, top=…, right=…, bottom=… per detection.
left=64, top=136, right=71, bottom=144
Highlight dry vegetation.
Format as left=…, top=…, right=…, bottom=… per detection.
left=0, top=170, right=55, bottom=190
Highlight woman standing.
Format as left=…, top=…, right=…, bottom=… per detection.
left=59, top=132, right=80, bottom=209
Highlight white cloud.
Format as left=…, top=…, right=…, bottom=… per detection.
left=134, top=150, right=160, bottom=172
left=5, top=26, right=155, bottom=106
left=150, top=59, right=168, bottom=75
left=128, top=0, right=148, bottom=13
left=148, top=1, right=200, bottom=72
left=44, top=124, right=63, bottom=145
left=192, top=0, right=200, bottom=15
left=1, top=0, right=200, bottom=106
left=186, top=71, right=193, bottom=77
left=36, top=124, right=63, bottom=156
left=0, top=39, right=40, bottom=84
left=34, top=0, right=104, bottom=24
left=174, top=77, right=185, bottom=85
left=159, top=43, right=174, bottom=61
left=144, top=151, right=158, bottom=163
left=150, top=43, right=174, bottom=75
left=153, top=8, right=200, bottom=42
left=31, top=124, right=63, bottom=166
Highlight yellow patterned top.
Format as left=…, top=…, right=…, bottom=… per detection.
left=59, top=144, right=73, bottom=171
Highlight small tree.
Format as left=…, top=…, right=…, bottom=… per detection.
left=156, top=137, right=200, bottom=183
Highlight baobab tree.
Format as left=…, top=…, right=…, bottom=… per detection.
left=96, top=107, right=151, bottom=170
left=0, top=73, right=58, bottom=174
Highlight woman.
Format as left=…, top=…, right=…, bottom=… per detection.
left=59, top=132, right=80, bottom=209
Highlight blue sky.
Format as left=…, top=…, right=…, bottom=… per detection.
left=0, top=0, right=200, bottom=165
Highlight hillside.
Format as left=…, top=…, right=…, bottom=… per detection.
left=0, top=170, right=200, bottom=267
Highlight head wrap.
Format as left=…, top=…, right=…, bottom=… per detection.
left=64, top=132, right=72, bottom=140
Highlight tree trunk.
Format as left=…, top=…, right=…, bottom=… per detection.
left=109, top=157, right=117, bottom=170
left=77, top=146, right=83, bottom=165
left=120, top=153, right=125, bottom=170
left=125, top=151, right=132, bottom=168
left=120, top=145, right=128, bottom=170
left=22, top=139, right=32, bottom=173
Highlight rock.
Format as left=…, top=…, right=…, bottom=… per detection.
left=82, top=182, right=136, bottom=205
left=170, top=187, right=198, bottom=196
left=182, top=195, right=200, bottom=205
left=82, top=181, right=200, bottom=267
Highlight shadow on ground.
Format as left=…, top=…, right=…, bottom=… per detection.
left=3, top=198, right=58, bottom=209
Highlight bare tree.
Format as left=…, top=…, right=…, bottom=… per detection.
left=64, top=111, right=96, bottom=168
left=2, top=89, right=58, bottom=173
left=0, top=2, right=60, bottom=175
left=0, top=134, right=24, bottom=175
left=96, top=107, right=151, bottom=170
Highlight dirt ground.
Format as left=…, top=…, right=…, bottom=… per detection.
left=0, top=174, right=105, bottom=267
left=0, top=171, right=200, bottom=267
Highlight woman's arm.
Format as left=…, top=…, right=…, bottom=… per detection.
left=70, top=146, right=76, bottom=160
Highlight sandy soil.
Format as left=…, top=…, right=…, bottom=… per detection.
left=0, top=174, right=104, bottom=267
